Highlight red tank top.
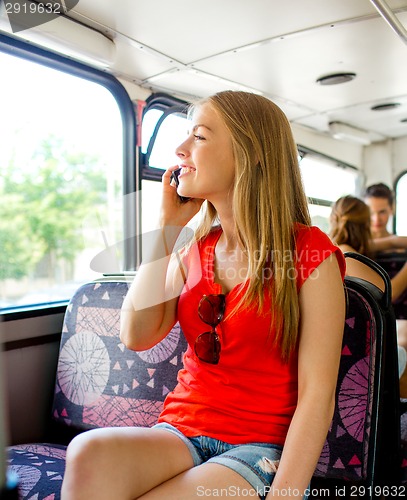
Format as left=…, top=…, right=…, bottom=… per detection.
left=158, top=224, right=345, bottom=445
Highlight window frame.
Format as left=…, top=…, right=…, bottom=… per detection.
left=140, top=92, right=189, bottom=181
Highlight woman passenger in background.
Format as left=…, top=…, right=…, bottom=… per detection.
left=329, top=195, right=407, bottom=395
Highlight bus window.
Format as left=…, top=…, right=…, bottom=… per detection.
left=141, top=105, right=188, bottom=234
left=0, top=50, right=125, bottom=310
left=299, top=150, right=360, bottom=232
left=396, top=172, right=407, bottom=236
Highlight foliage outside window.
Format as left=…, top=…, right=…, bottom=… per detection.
left=0, top=51, right=123, bottom=309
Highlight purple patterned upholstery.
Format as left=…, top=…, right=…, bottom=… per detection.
left=314, top=285, right=377, bottom=482
left=400, top=411, right=407, bottom=481
left=7, top=280, right=187, bottom=500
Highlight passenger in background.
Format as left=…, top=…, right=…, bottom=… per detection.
left=330, top=195, right=407, bottom=299
left=329, top=195, right=407, bottom=395
left=62, top=90, right=346, bottom=500
left=364, top=182, right=394, bottom=239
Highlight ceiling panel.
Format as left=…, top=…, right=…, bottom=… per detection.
left=192, top=15, right=407, bottom=110
left=72, top=0, right=407, bottom=63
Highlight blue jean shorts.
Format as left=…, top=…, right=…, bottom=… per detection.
left=153, top=422, right=308, bottom=500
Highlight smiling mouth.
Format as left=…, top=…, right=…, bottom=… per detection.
left=179, top=166, right=196, bottom=176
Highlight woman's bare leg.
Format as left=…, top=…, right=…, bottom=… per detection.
left=61, top=427, right=194, bottom=500
left=139, top=462, right=257, bottom=499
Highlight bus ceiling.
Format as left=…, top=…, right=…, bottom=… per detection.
left=1, top=0, right=407, bottom=145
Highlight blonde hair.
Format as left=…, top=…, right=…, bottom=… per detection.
left=330, top=196, right=372, bottom=256
left=190, top=91, right=311, bottom=360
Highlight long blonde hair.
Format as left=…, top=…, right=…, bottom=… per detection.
left=190, top=91, right=311, bottom=359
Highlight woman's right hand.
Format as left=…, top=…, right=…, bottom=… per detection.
left=159, top=166, right=204, bottom=228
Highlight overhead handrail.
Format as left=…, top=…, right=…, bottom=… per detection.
left=370, top=0, right=407, bottom=45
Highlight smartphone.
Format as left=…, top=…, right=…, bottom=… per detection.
left=170, top=169, right=191, bottom=203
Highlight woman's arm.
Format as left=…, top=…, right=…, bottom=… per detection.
left=389, top=262, right=407, bottom=302
left=266, top=254, right=345, bottom=499
left=120, top=167, right=203, bottom=351
left=371, top=235, right=407, bottom=252
left=340, top=244, right=407, bottom=302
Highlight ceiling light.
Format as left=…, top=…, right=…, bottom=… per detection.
left=371, top=103, right=400, bottom=111
left=329, top=122, right=371, bottom=145
left=316, top=73, right=356, bottom=85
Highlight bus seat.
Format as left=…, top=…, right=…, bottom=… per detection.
left=374, top=251, right=407, bottom=319
left=313, top=253, right=401, bottom=495
left=7, top=279, right=187, bottom=500
left=6, top=255, right=401, bottom=499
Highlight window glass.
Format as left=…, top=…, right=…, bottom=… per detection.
left=141, top=109, right=163, bottom=154
left=299, top=153, right=359, bottom=231
left=308, top=205, right=332, bottom=233
left=0, top=51, right=123, bottom=309
left=396, top=173, right=407, bottom=236
left=141, top=110, right=189, bottom=236
left=141, top=179, right=162, bottom=234
left=145, top=111, right=188, bottom=170
left=300, top=155, right=358, bottom=201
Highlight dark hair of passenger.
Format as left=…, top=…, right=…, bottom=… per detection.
left=364, top=182, right=394, bottom=206
left=330, top=195, right=372, bottom=257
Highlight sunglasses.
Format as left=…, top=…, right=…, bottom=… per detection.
left=195, top=294, right=226, bottom=364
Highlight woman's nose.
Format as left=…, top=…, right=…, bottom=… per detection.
left=175, top=139, right=189, bottom=159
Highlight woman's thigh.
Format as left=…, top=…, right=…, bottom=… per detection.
left=61, top=426, right=195, bottom=500
left=138, top=462, right=257, bottom=499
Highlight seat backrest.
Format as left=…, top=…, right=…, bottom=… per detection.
left=314, top=252, right=400, bottom=486
left=52, top=280, right=187, bottom=434
left=374, top=251, right=407, bottom=319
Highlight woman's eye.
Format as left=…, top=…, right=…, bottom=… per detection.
left=194, top=134, right=205, bottom=141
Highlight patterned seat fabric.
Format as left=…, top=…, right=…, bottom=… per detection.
left=400, top=411, right=407, bottom=482
left=314, top=286, right=376, bottom=482
left=7, top=281, right=187, bottom=500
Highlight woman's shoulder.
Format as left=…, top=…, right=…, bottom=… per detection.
left=294, top=223, right=346, bottom=282
left=294, top=223, right=334, bottom=249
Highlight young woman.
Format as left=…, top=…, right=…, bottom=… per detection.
left=61, top=91, right=346, bottom=500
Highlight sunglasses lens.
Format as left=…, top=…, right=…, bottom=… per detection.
left=194, top=331, right=221, bottom=364
left=198, top=295, right=225, bottom=327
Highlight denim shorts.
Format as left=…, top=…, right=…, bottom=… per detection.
left=153, top=422, right=308, bottom=500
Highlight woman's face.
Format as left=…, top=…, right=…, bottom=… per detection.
left=365, top=196, right=393, bottom=235
left=175, top=103, right=235, bottom=204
